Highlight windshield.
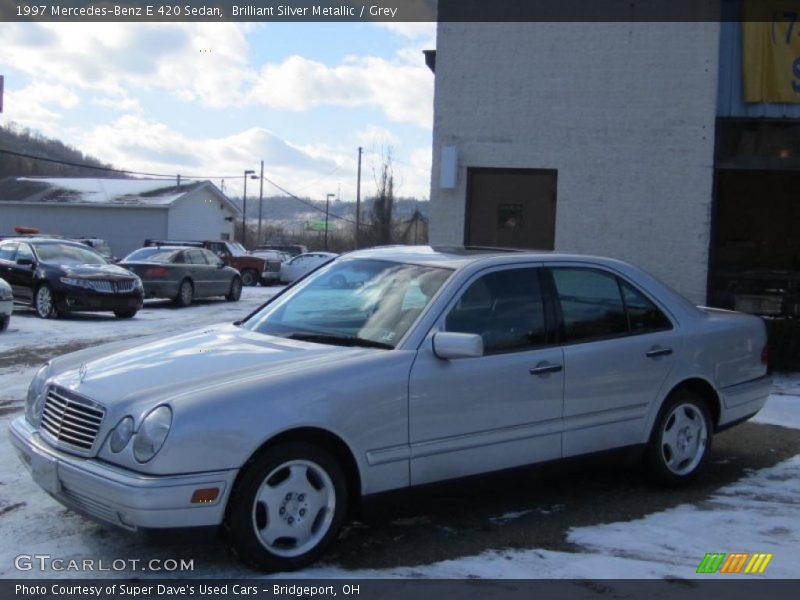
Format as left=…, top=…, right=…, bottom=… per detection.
left=35, top=243, right=107, bottom=266
left=228, top=242, right=247, bottom=257
left=243, top=259, right=452, bottom=348
left=123, top=248, right=177, bottom=263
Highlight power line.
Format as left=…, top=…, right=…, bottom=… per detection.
left=0, top=146, right=360, bottom=224
left=260, top=174, right=356, bottom=224
left=0, top=148, right=243, bottom=180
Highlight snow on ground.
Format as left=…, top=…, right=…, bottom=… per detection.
left=0, top=295, right=798, bottom=579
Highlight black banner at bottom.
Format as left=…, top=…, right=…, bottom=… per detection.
left=3, top=579, right=800, bottom=600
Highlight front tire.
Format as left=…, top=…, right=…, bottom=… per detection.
left=226, top=442, right=348, bottom=572
left=0, top=315, right=9, bottom=332
left=644, top=389, right=712, bottom=485
left=34, top=284, right=59, bottom=319
left=241, top=269, right=259, bottom=287
left=114, top=309, right=138, bottom=319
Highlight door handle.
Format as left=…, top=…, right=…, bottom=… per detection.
left=646, top=346, right=673, bottom=358
left=529, top=362, right=563, bottom=376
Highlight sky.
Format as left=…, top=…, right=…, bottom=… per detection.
left=0, top=21, right=436, bottom=199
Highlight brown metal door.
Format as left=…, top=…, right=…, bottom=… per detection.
left=465, top=168, right=557, bottom=250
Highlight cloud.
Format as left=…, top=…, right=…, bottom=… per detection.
left=247, top=53, right=433, bottom=128
left=2, top=82, right=80, bottom=133
left=0, top=22, right=253, bottom=106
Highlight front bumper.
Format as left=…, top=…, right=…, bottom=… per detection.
left=9, top=416, right=237, bottom=530
left=260, top=270, right=280, bottom=284
left=56, top=286, right=143, bottom=313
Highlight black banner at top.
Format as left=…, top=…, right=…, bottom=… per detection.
left=0, top=0, right=794, bottom=23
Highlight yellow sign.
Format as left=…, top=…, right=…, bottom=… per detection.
left=742, top=0, right=800, bottom=103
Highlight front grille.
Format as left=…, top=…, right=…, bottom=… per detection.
left=40, top=387, right=105, bottom=453
left=265, top=261, right=281, bottom=273
left=113, top=279, right=137, bottom=293
left=82, top=279, right=137, bottom=293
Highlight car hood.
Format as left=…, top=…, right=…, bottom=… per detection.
left=49, top=324, right=374, bottom=412
left=56, top=263, right=136, bottom=280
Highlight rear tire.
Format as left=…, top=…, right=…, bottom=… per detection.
left=644, top=389, right=712, bottom=486
left=226, top=277, right=242, bottom=302
left=225, top=442, right=348, bottom=572
left=114, top=309, right=138, bottom=319
left=174, top=279, right=194, bottom=307
left=34, top=284, right=59, bottom=319
left=241, top=269, right=259, bottom=287
left=0, top=315, right=9, bottom=332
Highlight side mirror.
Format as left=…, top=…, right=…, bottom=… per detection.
left=16, top=258, right=34, bottom=267
left=217, top=261, right=226, bottom=269
left=432, top=331, right=484, bottom=360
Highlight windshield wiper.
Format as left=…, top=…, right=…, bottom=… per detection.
left=285, top=332, right=393, bottom=349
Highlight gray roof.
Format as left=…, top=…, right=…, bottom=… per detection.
left=0, top=177, right=239, bottom=213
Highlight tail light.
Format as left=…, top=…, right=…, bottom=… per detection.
left=144, top=267, right=169, bottom=278
left=761, top=343, right=769, bottom=366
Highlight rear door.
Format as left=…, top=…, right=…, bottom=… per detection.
left=409, top=266, right=564, bottom=485
left=547, top=266, right=680, bottom=456
left=11, top=243, right=37, bottom=303
left=200, top=248, right=231, bottom=295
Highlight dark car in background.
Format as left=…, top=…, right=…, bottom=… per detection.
left=144, top=239, right=267, bottom=286
left=0, top=238, right=143, bottom=319
left=121, top=246, right=242, bottom=307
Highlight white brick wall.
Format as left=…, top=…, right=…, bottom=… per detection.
left=429, top=22, right=720, bottom=303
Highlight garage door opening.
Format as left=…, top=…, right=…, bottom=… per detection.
left=709, top=169, right=800, bottom=318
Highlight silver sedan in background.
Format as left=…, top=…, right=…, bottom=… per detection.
left=0, top=277, right=12, bottom=331
left=10, top=247, right=771, bottom=571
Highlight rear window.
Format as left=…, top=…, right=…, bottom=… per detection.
left=124, top=248, right=177, bottom=263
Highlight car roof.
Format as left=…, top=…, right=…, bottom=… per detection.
left=2, top=236, right=85, bottom=247
left=342, top=245, right=637, bottom=271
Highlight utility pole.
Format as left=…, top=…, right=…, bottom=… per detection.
left=257, top=160, right=264, bottom=246
left=355, top=146, right=362, bottom=249
left=242, top=169, right=255, bottom=247
left=325, top=193, right=335, bottom=251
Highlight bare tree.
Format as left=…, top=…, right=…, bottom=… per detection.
left=364, top=148, right=395, bottom=246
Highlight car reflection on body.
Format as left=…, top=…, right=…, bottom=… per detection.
left=0, top=237, right=143, bottom=319
left=279, top=252, right=338, bottom=284
left=120, top=246, right=242, bottom=307
left=10, top=246, right=771, bottom=572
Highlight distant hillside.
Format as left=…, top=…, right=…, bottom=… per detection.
left=229, top=195, right=428, bottom=223
left=0, top=123, right=117, bottom=179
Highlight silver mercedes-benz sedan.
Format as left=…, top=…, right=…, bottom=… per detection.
left=9, top=246, right=771, bottom=571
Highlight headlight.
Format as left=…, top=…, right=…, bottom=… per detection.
left=25, top=364, right=49, bottom=425
left=109, top=416, right=134, bottom=453
left=134, top=277, right=144, bottom=290
left=133, top=406, right=172, bottom=463
left=60, top=277, right=92, bottom=289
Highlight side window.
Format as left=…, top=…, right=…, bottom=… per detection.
left=187, top=249, right=208, bottom=265
left=172, top=251, right=187, bottom=264
left=16, top=244, right=34, bottom=262
left=445, top=268, right=548, bottom=354
left=551, top=268, right=627, bottom=342
left=202, top=249, right=220, bottom=264
left=0, top=243, right=17, bottom=261
left=620, top=280, right=672, bottom=332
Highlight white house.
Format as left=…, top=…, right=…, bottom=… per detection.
left=0, top=177, right=240, bottom=258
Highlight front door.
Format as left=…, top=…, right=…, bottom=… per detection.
left=466, top=168, right=557, bottom=250
left=409, top=266, right=564, bottom=485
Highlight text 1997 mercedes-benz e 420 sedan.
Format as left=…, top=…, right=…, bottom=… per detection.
left=9, top=246, right=771, bottom=571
